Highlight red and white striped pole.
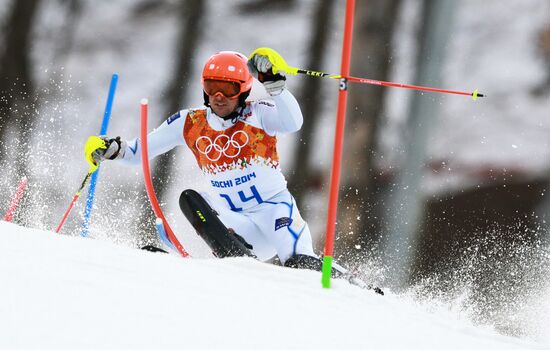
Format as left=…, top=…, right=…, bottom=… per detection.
left=3, top=176, right=28, bottom=222
left=321, top=0, right=356, bottom=288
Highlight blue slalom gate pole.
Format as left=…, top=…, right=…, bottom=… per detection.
left=81, top=73, right=119, bottom=237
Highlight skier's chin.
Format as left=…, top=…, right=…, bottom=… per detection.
left=212, top=105, right=232, bottom=118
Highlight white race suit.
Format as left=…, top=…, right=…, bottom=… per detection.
left=120, top=89, right=315, bottom=263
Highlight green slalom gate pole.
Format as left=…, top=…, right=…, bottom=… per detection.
left=321, top=0, right=356, bottom=289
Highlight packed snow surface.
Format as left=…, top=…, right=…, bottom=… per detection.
left=0, top=221, right=547, bottom=350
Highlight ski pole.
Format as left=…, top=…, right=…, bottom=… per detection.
left=3, top=176, right=28, bottom=222
left=140, top=99, right=189, bottom=257
left=55, top=170, right=94, bottom=233
left=81, top=73, right=119, bottom=237
left=250, top=47, right=485, bottom=100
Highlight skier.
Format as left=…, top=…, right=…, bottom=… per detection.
left=85, top=49, right=325, bottom=269
left=85, top=48, right=384, bottom=294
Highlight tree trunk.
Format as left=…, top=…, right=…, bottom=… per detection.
left=0, top=0, right=41, bottom=171
left=381, top=0, right=458, bottom=288
left=0, top=0, right=41, bottom=224
left=52, top=0, right=83, bottom=64
left=287, top=0, right=335, bottom=205
left=237, top=0, right=295, bottom=14
left=137, top=0, right=205, bottom=244
left=334, top=0, right=401, bottom=261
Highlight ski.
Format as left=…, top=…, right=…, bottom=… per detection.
left=178, top=189, right=256, bottom=259
left=343, top=273, right=384, bottom=295
left=285, top=254, right=384, bottom=295
left=141, top=245, right=169, bottom=254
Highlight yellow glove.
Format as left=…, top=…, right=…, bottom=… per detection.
left=248, top=47, right=298, bottom=75
left=85, top=136, right=106, bottom=172
left=84, top=136, right=125, bottom=172
left=248, top=48, right=294, bottom=95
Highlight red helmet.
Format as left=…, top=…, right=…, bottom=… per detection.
left=201, top=51, right=253, bottom=95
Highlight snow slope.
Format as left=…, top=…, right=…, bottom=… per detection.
left=0, top=221, right=547, bottom=350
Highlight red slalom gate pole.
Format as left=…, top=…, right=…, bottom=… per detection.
left=140, top=99, right=189, bottom=258
left=321, top=0, right=355, bottom=288
left=3, top=176, right=28, bottom=222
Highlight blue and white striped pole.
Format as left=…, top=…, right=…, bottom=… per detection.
left=81, top=73, right=119, bottom=237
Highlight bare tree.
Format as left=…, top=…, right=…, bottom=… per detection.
left=334, top=0, right=402, bottom=261
left=137, top=0, right=205, bottom=243
left=531, top=19, right=550, bottom=96
left=51, top=0, right=83, bottom=64
left=287, top=0, right=335, bottom=205
left=381, top=0, right=457, bottom=288
left=237, top=0, right=295, bottom=14
left=0, top=0, right=41, bottom=178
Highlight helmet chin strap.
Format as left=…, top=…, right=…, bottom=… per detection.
left=203, top=90, right=251, bottom=123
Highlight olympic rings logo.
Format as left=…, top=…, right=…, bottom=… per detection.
left=195, top=130, right=249, bottom=161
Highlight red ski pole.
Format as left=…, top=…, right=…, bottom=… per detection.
left=344, top=75, right=484, bottom=99
left=3, top=176, right=28, bottom=222
left=290, top=70, right=484, bottom=100
left=56, top=171, right=93, bottom=233
left=255, top=50, right=485, bottom=100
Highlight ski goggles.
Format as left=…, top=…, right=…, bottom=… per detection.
left=203, top=79, right=241, bottom=99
